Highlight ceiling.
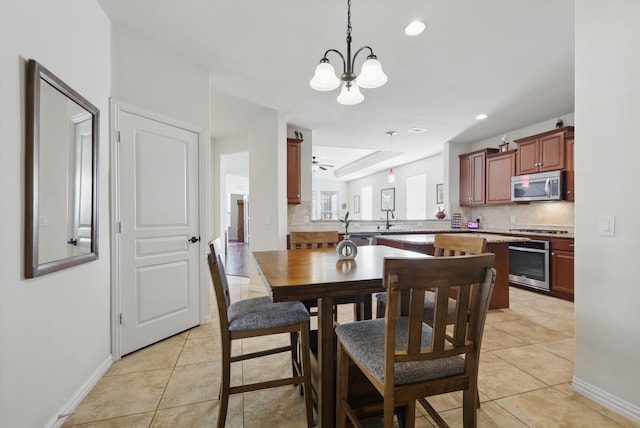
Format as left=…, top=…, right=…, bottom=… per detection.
left=97, top=0, right=575, bottom=180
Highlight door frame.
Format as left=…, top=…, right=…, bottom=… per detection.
left=109, top=99, right=210, bottom=360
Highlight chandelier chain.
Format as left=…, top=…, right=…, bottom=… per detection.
left=346, top=0, right=352, bottom=38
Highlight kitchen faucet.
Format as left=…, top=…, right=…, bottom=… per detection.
left=385, top=209, right=395, bottom=230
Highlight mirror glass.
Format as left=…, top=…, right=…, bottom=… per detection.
left=25, top=59, right=99, bottom=277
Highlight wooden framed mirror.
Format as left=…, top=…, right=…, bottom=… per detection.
left=25, top=59, right=99, bottom=277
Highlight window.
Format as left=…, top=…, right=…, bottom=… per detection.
left=406, top=174, right=426, bottom=219
left=361, top=186, right=372, bottom=220
left=318, top=191, right=339, bottom=220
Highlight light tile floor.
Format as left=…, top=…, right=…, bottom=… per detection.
left=62, top=278, right=639, bottom=428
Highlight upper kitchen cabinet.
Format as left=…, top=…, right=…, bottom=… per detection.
left=287, top=138, right=302, bottom=204
left=486, top=149, right=517, bottom=204
left=565, top=136, right=575, bottom=201
left=515, top=126, right=574, bottom=175
left=460, top=148, right=498, bottom=206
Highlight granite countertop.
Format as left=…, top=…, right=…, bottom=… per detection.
left=374, top=233, right=530, bottom=245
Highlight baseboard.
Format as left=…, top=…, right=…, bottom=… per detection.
left=46, top=355, right=113, bottom=428
left=573, top=376, right=640, bottom=423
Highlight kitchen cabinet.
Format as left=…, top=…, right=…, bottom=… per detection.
left=515, top=126, right=573, bottom=175
left=486, top=149, right=516, bottom=204
left=565, top=137, right=575, bottom=201
left=550, top=238, right=574, bottom=300
left=287, top=138, right=302, bottom=204
left=459, top=148, right=498, bottom=206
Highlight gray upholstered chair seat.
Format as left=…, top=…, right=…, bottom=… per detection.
left=375, top=291, right=458, bottom=322
left=228, top=296, right=310, bottom=331
left=335, top=318, right=464, bottom=385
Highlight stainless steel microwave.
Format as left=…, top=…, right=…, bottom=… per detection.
left=511, top=170, right=563, bottom=202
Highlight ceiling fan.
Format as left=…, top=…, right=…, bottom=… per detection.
left=312, top=156, right=334, bottom=171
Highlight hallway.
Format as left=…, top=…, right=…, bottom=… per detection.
left=224, top=241, right=249, bottom=277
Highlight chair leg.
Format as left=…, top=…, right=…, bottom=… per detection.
left=462, top=386, right=478, bottom=428
left=299, top=324, right=314, bottom=428
left=218, top=342, right=231, bottom=428
left=335, top=343, right=349, bottom=428
left=290, top=331, right=299, bottom=377
left=376, top=298, right=386, bottom=319
left=399, top=401, right=416, bottom=428
left=383, top=396, right=396, bottom=428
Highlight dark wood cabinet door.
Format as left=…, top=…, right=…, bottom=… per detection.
left=459, top=149, right=497, bottom=206
left=552, top=250, right=574, bottom=298
left=486, top=151, right=516, bottom=204
left=539, top=132, right=565, bottom=171
left=459, top=155, right=472, bottom=206
left=287, top=138, right=302, bottom=204
left=516, top=138, right=539, bottom=175
left=471, top=152, right=486, bottom=205
left=551, top=238, right=574, bottom=300
left=565, top=138, right=575, bottom=201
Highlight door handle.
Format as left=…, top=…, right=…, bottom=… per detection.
left=67, top=238, right=78, bottom=246
left=188, top=236, right=200, bottom=243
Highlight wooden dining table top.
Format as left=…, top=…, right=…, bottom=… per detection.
left=253, top=245, right=429, bottom=301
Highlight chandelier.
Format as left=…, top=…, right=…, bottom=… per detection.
left=309, top=0, right=388, bottom=105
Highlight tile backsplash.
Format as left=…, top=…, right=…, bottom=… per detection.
left=463, top=201, right=574, bottom=232
left=289, top=200, right=574, bottom=234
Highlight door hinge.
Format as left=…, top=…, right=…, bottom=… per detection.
left=119, top=313, right=123, bottom=325
left=116, top=222, right=122, bottom=234
left=116, top=130, right=121, bottom=143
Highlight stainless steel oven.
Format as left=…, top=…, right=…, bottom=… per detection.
left=509, top=240, right=550, bottom=291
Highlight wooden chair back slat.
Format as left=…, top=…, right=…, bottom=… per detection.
left=384, top=254, right=495, bottom=363
left=290, top=231, right=339, bottom=250
left=433, top=234, right=487, bottom=257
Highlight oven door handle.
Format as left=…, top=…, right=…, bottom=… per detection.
left=509, top=246, right=547, bottom=253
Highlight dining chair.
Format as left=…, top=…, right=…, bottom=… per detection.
left=207, top=238, right=314, bottom=427
left=289, top=231, right=340, bottom=250
left=375, top=234, right=488, bottom=321
left=335, top=254, right=496, bottom=428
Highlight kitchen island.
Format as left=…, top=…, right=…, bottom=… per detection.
left=374, top=233, right=528, bottom=309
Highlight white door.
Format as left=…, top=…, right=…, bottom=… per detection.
left=68, top=114, right=93, bottom=257
left=116, top=110, right=201, bottom=356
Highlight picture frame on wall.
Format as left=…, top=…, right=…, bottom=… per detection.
left=436, top=183, right=444, bottom=204
left=353, top=195, right=360, bottom=213
left=381, top=187, right=395, bottom=211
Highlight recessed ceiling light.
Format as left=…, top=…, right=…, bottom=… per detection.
left=404, top=21, right=426, bottom=36
left=475, top=114, right=488, bottom=120
left=408, top=127, right=427, bottom=133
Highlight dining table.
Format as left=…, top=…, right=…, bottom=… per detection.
left=253, top=245, right=429, bottom=427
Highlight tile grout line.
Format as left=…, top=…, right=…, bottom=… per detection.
left=147, top=332, right=190, bottom=427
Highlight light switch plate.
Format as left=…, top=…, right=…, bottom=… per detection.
left=598, top=214, right=615, bottom=236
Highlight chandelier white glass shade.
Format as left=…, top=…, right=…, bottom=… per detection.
left=309, top=0, right=388, bottom=105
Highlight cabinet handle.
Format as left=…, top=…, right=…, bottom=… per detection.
left=569, top=244, right=575, bottom=247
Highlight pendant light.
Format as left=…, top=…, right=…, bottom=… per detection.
left=386, top=131, right=396, bottom=183
left=309, top=0, right=388, bottom=105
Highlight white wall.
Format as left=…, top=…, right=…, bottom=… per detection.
left=248, top=109, right=287, bottom=252
left=574, top=1, right=640, bottom=421
left=0, top=1, right=111, bottom=426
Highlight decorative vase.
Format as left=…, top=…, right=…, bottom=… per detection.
left=336, top=235, right=358, bottom=260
